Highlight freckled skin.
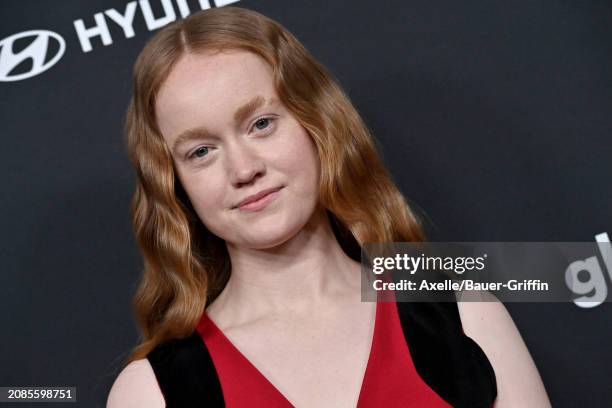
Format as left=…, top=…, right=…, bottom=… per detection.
left=155, top=50, right=321, bottom=249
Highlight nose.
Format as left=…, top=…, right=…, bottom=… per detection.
left=225, top=140, right=266, bottom=187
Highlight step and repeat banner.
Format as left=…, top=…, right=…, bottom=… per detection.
left=1, top=0, right=610, bottom=406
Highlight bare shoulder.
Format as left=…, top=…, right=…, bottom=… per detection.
left=107, top=359, right=165, bottom=408
left=455, top=291, right=551, bottom=408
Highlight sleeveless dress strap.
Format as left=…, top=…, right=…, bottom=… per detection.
left=146, top=294, right=497, bottom=407
left=395, top=296, right=498, bottom=408
left=147, top=332, right=225, bottom=407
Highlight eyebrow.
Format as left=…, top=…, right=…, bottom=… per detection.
left=171, top=95, right=276, bottom=156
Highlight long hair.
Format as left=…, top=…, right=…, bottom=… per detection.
left=124, top=6, right=426, bottom=363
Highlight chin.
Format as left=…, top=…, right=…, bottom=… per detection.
left=234, top=218, right=307, bottom=250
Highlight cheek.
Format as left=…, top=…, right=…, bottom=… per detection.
left=178, top=171, right=226, bottom=225
left=276, top=128, right=321, bottom=189
left=297, top=138, right=321, bottom=193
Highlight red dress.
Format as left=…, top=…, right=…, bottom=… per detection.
left=197, top=297, right=452, bottom=407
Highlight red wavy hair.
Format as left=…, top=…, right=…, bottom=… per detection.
left=124, top=6, right=426, bottom=362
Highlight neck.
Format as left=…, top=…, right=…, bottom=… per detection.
left=216, top=207, right=361, bottom=320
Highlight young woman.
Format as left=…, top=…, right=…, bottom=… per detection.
left=107, top=6, right=550, bottom=408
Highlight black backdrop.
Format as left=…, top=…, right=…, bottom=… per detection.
left=1, top=1, right=610, bottom=406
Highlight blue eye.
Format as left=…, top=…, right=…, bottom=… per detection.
left=252, top=117, right=274, bottom=131
left=189, top=146, right=209, bottom=160
left=186, top=117, right=274, bottom=162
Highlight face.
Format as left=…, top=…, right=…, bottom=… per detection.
left=155, top=50, right=321, bottom=249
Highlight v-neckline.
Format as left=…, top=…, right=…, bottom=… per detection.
left=202, top=298, right=381, bottom=407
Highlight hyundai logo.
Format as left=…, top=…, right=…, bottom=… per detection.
left=0, top=30, right=66, bottom=82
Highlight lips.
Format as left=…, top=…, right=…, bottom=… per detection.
left=234, top=186, right=283, bottom=210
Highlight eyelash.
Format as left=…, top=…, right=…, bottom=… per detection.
left=187, top=116, right=276, bottom=161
